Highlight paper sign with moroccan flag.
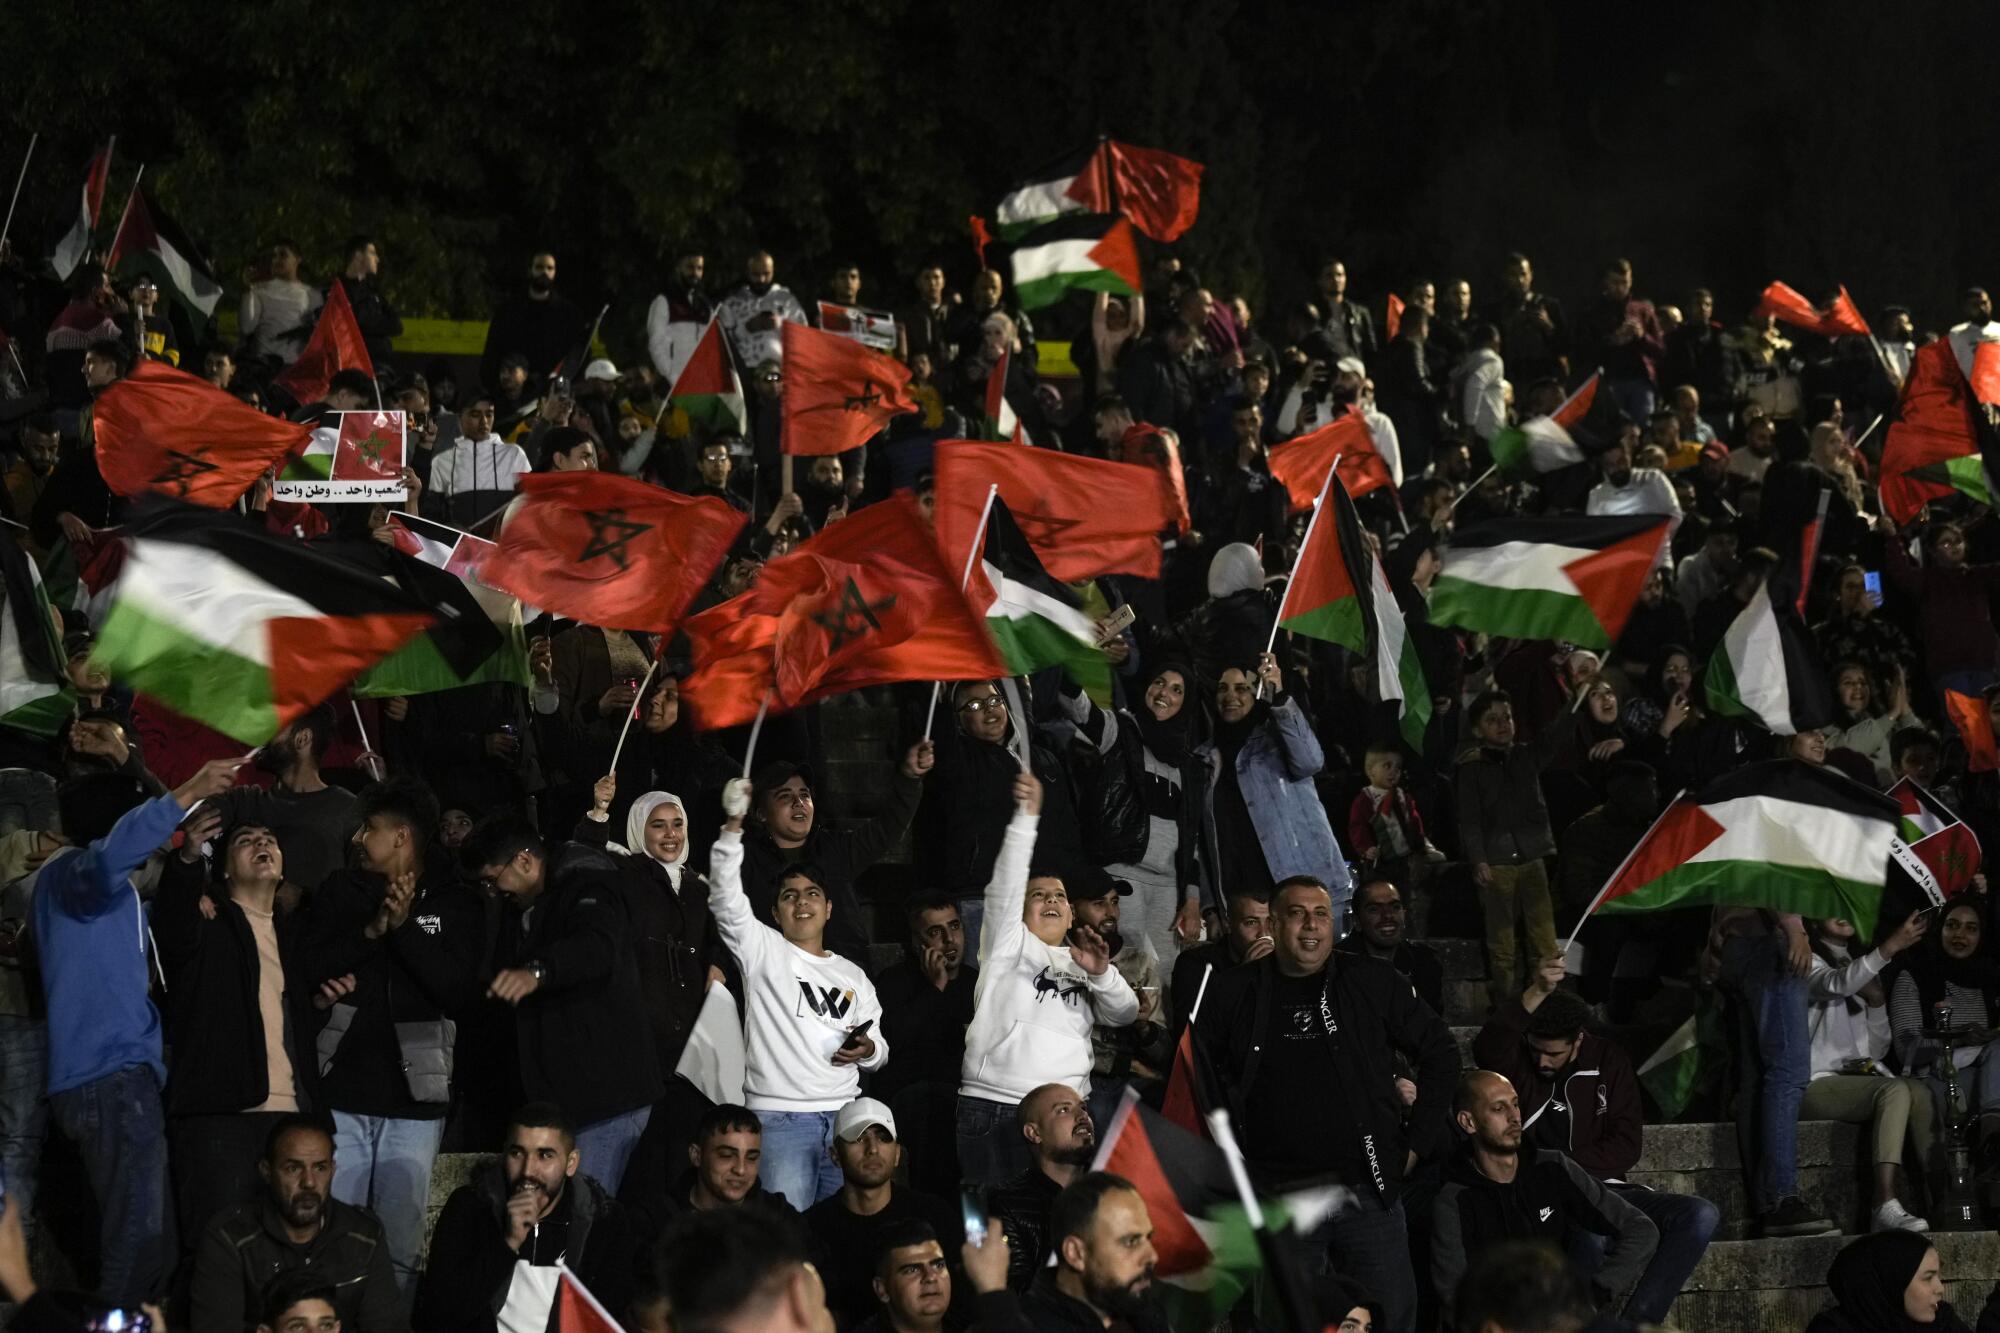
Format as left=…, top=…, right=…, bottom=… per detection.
left=1881, top=339, right=1990, bottom=524
left=88, top=506, right=443, bottom=745
left=1277, top=469, right=1430, bottom=750
left=816, top=300, right=897, bottom=352
left=682, top=497, right=1003, bottom=727
left=668, top=319, right=746, bottom=434
left=1944, top=689, right=1999, bottom=774
left=274, top=411, right=407, bottom=503
left=271, top=279, right=376, bottom=407
left=1752, top=281, right=1871, bottom=338
left=480, top=472, right=745, bottom=633
left=933, top=439, right=1181, bottom=580
left=1267, top=412, right=1393, bottom=511
left=1581, top=760, right=1901, bottom=936
left=779, top=322, right=917, bottom=456
left=95, top=360, right=312, bottom=507
left=1888, top=778, right=1982, bottom=898
left=1429, top=514, right=1670, bottom=650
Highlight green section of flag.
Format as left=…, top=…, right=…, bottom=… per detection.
left=1428, top=577, right=1610, bottom=649
left=1913, top=455, right=1993, bottom=507
left=92, top=598, right=279, bottom=744
left=0, top=555, right=76, bottom=739
left=987, top=602, right=1112, bottom=706
left=1637, top=994, right=1726, bottom=1120
left=352, top=619, right=529, bottom=697
left=1598, top=858, right=1885, bottom=938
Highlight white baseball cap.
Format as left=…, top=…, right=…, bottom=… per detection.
left=834, top=1097, right=897, bottom=1142
left=583, top=357, right=620, bottom=382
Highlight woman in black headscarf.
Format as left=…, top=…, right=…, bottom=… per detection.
left=1804, top=1230, right=1984, bottom=1331
left=1887, top=900, right=2000, bottom=1175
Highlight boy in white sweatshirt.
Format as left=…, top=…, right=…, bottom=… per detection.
left=709, top=777, right=886, bottom=1210
left=957, top=773, right=1139, bottom=1188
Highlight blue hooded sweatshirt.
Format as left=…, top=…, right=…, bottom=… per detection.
left=34, top=794, right=183, bottom=1095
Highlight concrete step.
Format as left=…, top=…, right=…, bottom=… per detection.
left=1422, top=936, right=1486, bottom=980
left=1636, top=1120, right=1862, bottom=1175
left=1441, top=977, right=1491, bottom=1025
left=1668, top=1231, right=2000, bottom=1332
left=1625, top=1164, right=1866, bottom=1240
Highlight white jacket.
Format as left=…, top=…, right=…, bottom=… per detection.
left=647, top=294, right=704, bottom=384
left=1806, top=944, right=1891, bottom=1080
left=709, top=829, right=885, bottom=1111
left=959, top=812, right=1138, bottom=1103
left=428, top=434, right=530, bottom=498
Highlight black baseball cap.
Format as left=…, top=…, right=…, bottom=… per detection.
left=1065, top=866, right=1133, bottom=902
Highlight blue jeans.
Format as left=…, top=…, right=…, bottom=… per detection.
left=48, top=1064, right=175, bottom=1305
left=759, top=1109, right=843, bottom=1210
left=0, top=1016, right=48, bottom=1243
left=1571, top=1185, right=1719, bottom=1324
left=1291, top=1194, right=1417, bottom=1333
left=1720, top=932, right=1809, bottom=1210
left=1605, top=376, right=1657, bottom=426
left=957, top=897, right=986, bottom=963
left=573, top=1104, right=651, bottom=1196
left=956, top=1094, right=1031, bottom=1192
left=332, top=1112, right=447, bottom=1291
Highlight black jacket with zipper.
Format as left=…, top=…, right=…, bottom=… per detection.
left=740, top=766, right=922, bottom=967
left=191, top=1195, right=402, bottom=1333
left=152, top=856, right=317, bottom=1117
left=302, top=862, right=482, bottom=1120
left=1194, top=952, right=1459, bottom=1201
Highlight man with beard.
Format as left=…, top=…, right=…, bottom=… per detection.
left=718, top=250, right=809, bottom=369
left=1584, top=440, right=1682, bottom=542
left=191, top=1115, right=403, bottom=1332
left=1430, top=1073, right=1656, bottom=1326
left=987, top=1083, right=1099, bottom=1292
left=1334, top=880, right=1444, bottom=1015
left=416, top=1103, right=638, bottom=1332
left=1483, top=253, right=1568, bottom=385
left=1169, top=886, right=1272, bottom=1041
left=803, top=1099, right=961, bottom=1330
left=647, top=249, right=712, bottom=383
left=212, top=703, right=358, bottom=895
left=972, top=1173, right=1167, bottom=1332
left=1066, top=869, right=1169, bottom=1101
left=479, top=252, right=585, bottom=400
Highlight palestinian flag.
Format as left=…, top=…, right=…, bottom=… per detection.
left=995, top=140, right=1203, bottom=242
left=105, top=185, right=223, bottom=337
left=668, top=318, right=746, bottom=434
left=1491, top=415, right=1584, bottom=476
left=354, top=514, right=529, bottom=698
left=1880, top=339, right=1990, bottom=524
left=89, top=508, right=445, bottom=745
left=50, top=141, right=113, bottom=281
left=983, top=348, right=1027, bottom=443
left=1705, top=503, right=1829, bottom=736
left=1275, top=470, right=1429, bottom=749
left=1008, top=215, right=1141, bottom=311
left=1583, top=760, right=1902, bottom=935
left=1428, top=514, right=1670, bottom=650
left=554, top=1267, right=624, bottom=1333
left=1889, top=777, right=1983, bottom=898
left=1636, top=991, right=1727, bottom=1120
left=1552, top=370, right=1601, bottom=431
left=969, top=499, right=1112, bottom=704
left=0, top=540, right=75, bottom=738
left=1752, top=281, right=1871, bottom=339
left=1944, top=689, right=1999, bottom=774
left=1267, top=411, right=1394, bottom=510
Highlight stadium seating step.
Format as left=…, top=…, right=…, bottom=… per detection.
left=1668, top=1230, right=2000, bottom=1331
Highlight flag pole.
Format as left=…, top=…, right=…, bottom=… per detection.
left=103, top=163, right=143, bottom=268
left=1206, top=1109, right=1317, bottom=1333
left=742, top=691, right=772, bottom=778
left=0, top=132, right=36, bottom=253
left=925, top=483, right=1001, bottom=742
left=1449, top=463, right=1497, bottom=513
left=1562, top=788, right=1686, bottom=952
left=349, top=700, right=384, bottom=781
left=1851, top=413, right=1886, bottom=452
left=608, top=658, right=660, bottom=775
left=1259, top=460, right=1339, bottom=700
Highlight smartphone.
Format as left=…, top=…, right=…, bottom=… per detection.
left=551, top=375, right=572, bottom=401
left=1096, top=604, right=1137, bottom=647
left=86, top=1312, right=152, bottom=1333
left=840, top=1019, right=875, bottom=1049
left=1863, top=570, right=1883, bottom=608
left=959, top=1184, right=987, bottom=1245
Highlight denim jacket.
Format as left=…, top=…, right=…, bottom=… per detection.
left=1192, top=694, right=1351, bottom=910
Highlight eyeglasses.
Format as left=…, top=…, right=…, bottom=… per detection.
left=958, top=697, right=1006, bottom=714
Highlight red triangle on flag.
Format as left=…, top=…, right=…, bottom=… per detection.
left=267, top=613, right=433, bottom=728
left=556, top=1266, right=626, bottom=1332
left=1559, top=518, right=1671, bottom=643
left=1552, top=371, right=1600, bottom=431
left=1385, top=293, right=1405, bottom=342
left=1599, top=799, right=1726, bottom=908
left=1945, top=690, right=2000, bottom=774
left=1083, top=217, right=1143, bottom=296
left=1097, top=1099, right=1213, bottom=1278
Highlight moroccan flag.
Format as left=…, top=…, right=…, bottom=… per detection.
left=1582, top=760, right=1902, bottom=935
left=1491, top=415, right=1584, bottom=476
left=50, top=142, right=112, bottom=281
left=1267, top=412, right=1393, bottom=511
left=1752, top=281, right=1871, bottom=338
left=554, top=1266, right=624, bottom=1332
left=0, top=539, right=75, bottom=739
left=933, top=439, right=1181, bottom=580
left=1275, top=469, right=1429, bottom=750
left=779, top=323, right=917, bottom=456
left=1551, top=370, right=1601, bottom=431
left=105, top=185, right=223, bottom=336
left=1972, top=342, right=2000, bottom=408
left=89, top=507, right=442, bottom=745
left=669, top=319, right=746, bottom=434
left=968, top=499, right=1112, bottom=704
left=1705, top=504, right=1830, bottom=736
left=983, top=348, right=1026, bottom=443
left=1888, top=778, right=1982, bottom=898
left=1008, top=215, right=1142, bottom=310
left=480, top=472, right=744, bottom=633
left=1385, top=293, right=1405, bottom=342
left=682, top=496, right=1003, bottom=727
left=354, top=513, right=528, bottom=698
left=271, top=280, right=376, bottom=406
left=1429, top=514, right=1670, bottom=650
left=996, top=140, right=1203, bottom=242
left=1880, top=339, right=1989, bottom=524
left=1944, top=689, right=1999, bottom=774
left=94, top=360, right=312, bottom=507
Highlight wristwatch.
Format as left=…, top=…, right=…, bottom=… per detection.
left=528, top=961, right=546, bottom=985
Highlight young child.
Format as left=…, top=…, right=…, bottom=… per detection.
left=1347, top=743, right=1445, bottom=895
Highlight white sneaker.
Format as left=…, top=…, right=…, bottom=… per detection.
left=1872, top=1200, right=1931, bottom=1232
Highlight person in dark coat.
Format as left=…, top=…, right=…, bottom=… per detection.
left=478, top=252, right=586, bottom=397
left=1804, top=1229, right=2000, bottom=1333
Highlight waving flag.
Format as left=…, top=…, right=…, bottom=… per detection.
left=94, top=361, right=311, bottom=507
left=1491, top=416, right=1584, bottom=477
left=1752, top=282, right=1871, bottom=338
left=50, top=142, right=113, bottom=281
left=0, top=541, right=75, bottom=738
left=104, top=184, right=223, bottom=336
left=354, top=513, right=527, bottom=698
left=1267, top=412, right=1393, bottom=510
left=1008, top=215, right=1142, bottom=310
left=1888, top=778, right=1982, bottom=898
left=969, top=499, right=1111, bottom=704
left=1429, top=514, right=1670, bottom=649
left=272, top=280, right=376, bottom=406
left=669, top=319, right=746, bottom=434
left=1705, top=500, right=1830, bottom=736
left=996, top=139, right=1203, bottom=242
left=933, top=439, right=1182, bottom=580
left=1880, top=340, right=1990, bottom=524
left=779, top=323, right=917, bottom=456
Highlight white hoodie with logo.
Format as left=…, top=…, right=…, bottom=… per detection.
left=709, top=828, right=886, bottom=1112
left=959, top=812, right=1139, bottom=1104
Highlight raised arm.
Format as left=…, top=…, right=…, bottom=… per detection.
left=980, top=773, right=1043, bottom=963
left=707, top=779, right=776, bottom=973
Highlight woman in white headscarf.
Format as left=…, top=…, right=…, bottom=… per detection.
left=577, top=775, right=719, bottom=1077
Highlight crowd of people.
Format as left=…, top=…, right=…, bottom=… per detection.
left=4, top=225, right=2000, bottom=1333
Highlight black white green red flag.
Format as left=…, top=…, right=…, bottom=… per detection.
left=0, top=539, right=75, bottom=739
left=1888, top=777, right=1982, bottom=899
left=1428, top=514, right=1669, bottom=650
left=1008, top=215, right=1142, bottom=310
